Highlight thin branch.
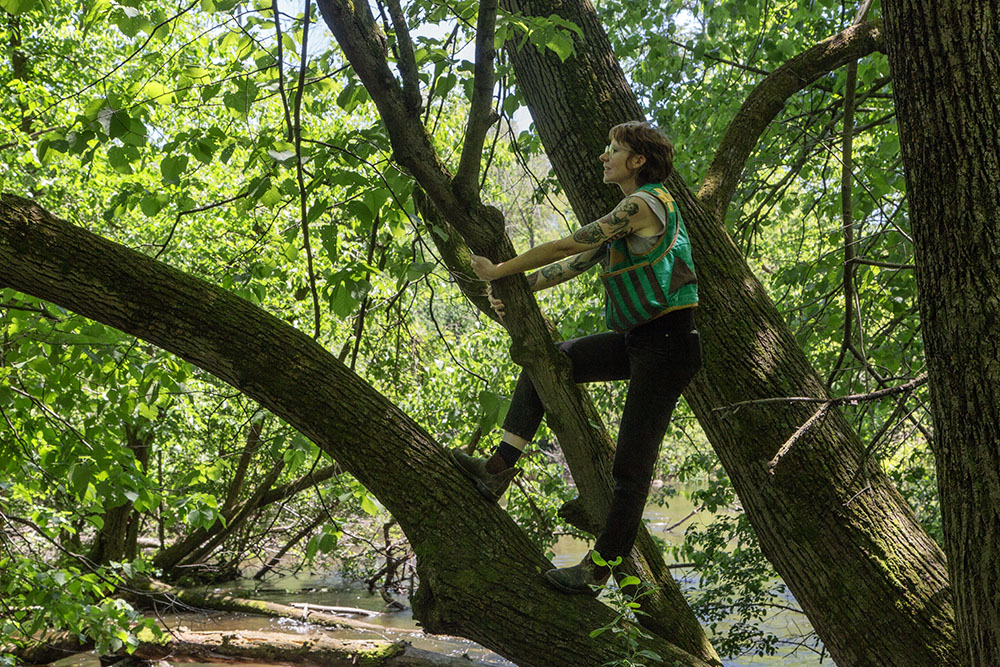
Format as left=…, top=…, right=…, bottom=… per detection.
left=0, top=301, right=60, bottom=320
left=272, top=0, right=296, bottom=141
left=153, top=191, right=249, bottom=259
left=43, top=2, right=199, bottom=115
left=292, top=0, right=322, bottom=339
left=664, top=37, right=771, bottom=76
left=717, top=373, right=928, bottom=413
left=828, top=65, right=860, bottom=388
left=453, top=0, right=500, bottom=203
left=697, top=21, right=883, bottom=222
left=849, top=257, right=915, bottom=270
left=827, top=0, right=878, bottom=389
left=768, top=402, right=831, bottom=473
left=348, top=212, right=382, bottom=371
left=383, top=0, right=422, bottom=114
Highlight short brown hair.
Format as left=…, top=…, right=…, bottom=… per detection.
left=609, top=121, right=675, bottom=186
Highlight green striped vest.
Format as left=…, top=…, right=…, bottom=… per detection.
left=599, top=183, right=698, bottom=332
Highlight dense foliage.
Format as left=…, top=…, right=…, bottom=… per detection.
left=1, top=0, right=936, bottom=663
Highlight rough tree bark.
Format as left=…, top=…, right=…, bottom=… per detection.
left=0, top=194, right=712, bottom=667
left=883, top=2, right=1000, bottom=664
left=315, top=0, right=721, bottom=662
left=500, top=0, right=959, bottom=664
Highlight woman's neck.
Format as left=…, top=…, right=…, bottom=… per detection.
left=618, top=178, right=639, bottom=195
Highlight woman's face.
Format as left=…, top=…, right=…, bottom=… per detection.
left=600, top=138, right=641, bottom=186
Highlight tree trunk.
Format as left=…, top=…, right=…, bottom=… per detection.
left=315, top=1, right=721, bottom=662
left=883, top=3, right=1000, bottom=664
left=501, top=0, right=959, bottom=664
left=0, top=194, right=713, bottom=667
left=88, top=424, right=153, bottom=564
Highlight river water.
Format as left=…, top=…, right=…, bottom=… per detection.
left=50, top=492, right=826, bottom=667
left=138, top=493, right=827, bottom=667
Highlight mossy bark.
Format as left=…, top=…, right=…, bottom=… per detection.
left=883, top=3, right=1000, bottom=664
left=501, top=0, right=958, bottom=664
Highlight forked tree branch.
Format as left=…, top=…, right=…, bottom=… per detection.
left=383, top=0, right=422, bottom=115
left=697, top=21, right=884, bottom=222
left=453, top=0, right=500, bottom=203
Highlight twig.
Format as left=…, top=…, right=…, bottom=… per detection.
left=848, top=257, right=914, bottom=270
left=662, top=508, right=699, bottom=533
left=768, top=402, right=831, bottom=474
left=716, top=373, right=928, bottom=412
left=665, top=37, right=771, bottom=76
left=293, top=0, right=321, bottom=339
left=153, top=191, right=249, bottom=259
left=44, top=2, right=198, bottom=115
left=827, top=0, right=876, bottom=390
left=271, top=0, right=296, bottom=142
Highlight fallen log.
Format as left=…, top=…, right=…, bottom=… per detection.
left=135, top=629, right=494, bottom=666
left=135, top=579, right=423, bottom=636
left=6, top=630, right=493, bottom=666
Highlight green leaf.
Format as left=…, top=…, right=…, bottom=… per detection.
left=405, top=261, right=435, bottom=282
left=0, top=0, right=38, bottom=14
left=223, top=79, right=258, bottom=115
left=546, top=33, right=574, bottom=62
left=107, top=146, right=134, bottom=174
left=191, top=138, right=215, bottom=164
left=69, top=463, right=91, bottom=497
left=318, top=530, right=338, bottom=552
left=201, top=83, right=222, bottom=102
left=107, top=110, right=131, bottom=139
left=140, top=195, right=166, bottom=216
left=160, top=154, right=189, bottom=185
left=143, top=81, right=174, bottom=104
left=137, top=402, right=158, bottom=420
left=259, top=187, right=282, bottom=208
left=360, top=494, right=379, bottom=516
left=268, top=148, right=296, bottom=164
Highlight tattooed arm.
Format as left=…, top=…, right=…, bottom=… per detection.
left=525, top=246, right=605, bottom=292
left=470, top=195, right=653, bottom=281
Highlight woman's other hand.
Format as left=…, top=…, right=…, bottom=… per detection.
left=470, top=254, right=500, bottom=281
left=486, top=283, right=505, bottom=320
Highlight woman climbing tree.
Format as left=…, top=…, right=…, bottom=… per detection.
left=454, top=121, right=702, bottom=594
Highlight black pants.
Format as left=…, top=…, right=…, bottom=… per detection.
left=502, top=308, right=702, bottom=562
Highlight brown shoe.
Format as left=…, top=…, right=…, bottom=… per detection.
left=544, top=550, right=611, bottom=596
left=450, top=450, right=520, bottom=502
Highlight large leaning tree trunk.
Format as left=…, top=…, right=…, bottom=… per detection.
left=314, top=0, right=721, bottom=662
left=0, top=195, right=716, bottom=667
left=501, top=0, right=959, bottom=664
left=883, top=2, right=1000, bottom=664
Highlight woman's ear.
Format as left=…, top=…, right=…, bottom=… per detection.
left=628, top=153, right=646, bottom=171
